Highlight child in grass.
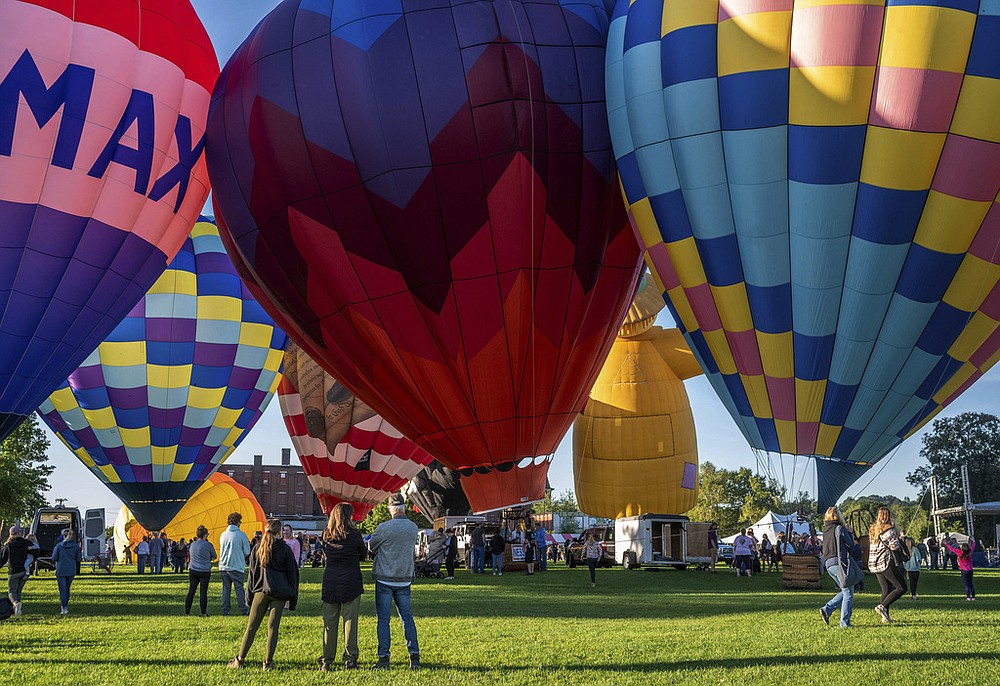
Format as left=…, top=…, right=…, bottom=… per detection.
left=902, top=537, right=922, bottom=600
left=943, top=539, right=976, bottom=601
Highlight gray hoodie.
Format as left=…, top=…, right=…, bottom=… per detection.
left=368, top=516, right=418, bottom=584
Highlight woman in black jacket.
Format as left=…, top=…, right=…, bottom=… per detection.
left=228, top=519, right=299, bottom=671
left=319, top=503, right=366, bottom=671
left=0, top=526, right=39, bottom=618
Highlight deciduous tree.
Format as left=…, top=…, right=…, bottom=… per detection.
left=0, top=416, right=54, bottom=524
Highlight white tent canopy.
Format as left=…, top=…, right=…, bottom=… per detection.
left=721, top=511, right=814, bottom=544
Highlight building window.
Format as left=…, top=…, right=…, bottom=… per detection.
left=280, top=472, right=287, bottom=479
left=263, top=479, right=269, bottom=485
left=227, top=471, right=234, bottom=477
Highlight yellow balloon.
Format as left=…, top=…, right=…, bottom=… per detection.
left=114, top=473, right=267, bottom=558
left=574, top=275, right=702, bottom=519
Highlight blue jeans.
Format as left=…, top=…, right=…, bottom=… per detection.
left=221, top=570, right=248, bottom=614
left=471, top=546, right=485, bottom=574
left=57, top=576, right=74, bottom=608
left=823, top=565, right=854, bottom=627
left=491, top=553, right=503, bottom=574
left=537, top=545, right=547, bottom=571
left=137, top=554, right=148, bottom=574
left=375, top=582, right=419, bottom=658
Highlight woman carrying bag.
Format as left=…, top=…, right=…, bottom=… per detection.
left=229, top=520, right=300, bottom=671
left=819, top=508, right=862, bottom=628
left=868, top=507, right=907, bottom=624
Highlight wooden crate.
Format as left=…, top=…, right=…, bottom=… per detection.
left=782, top=554, right=821, bottom=589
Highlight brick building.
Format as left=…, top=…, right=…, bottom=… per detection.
left=223, top=448, right=323, bottom=517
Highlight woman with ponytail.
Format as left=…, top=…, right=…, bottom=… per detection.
left=228, top=519, right=299, bottom=671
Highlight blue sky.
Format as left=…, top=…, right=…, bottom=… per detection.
left=41, top=0, right=1000, bottom=518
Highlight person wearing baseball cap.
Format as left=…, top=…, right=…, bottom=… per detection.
left=1, top=525, right=38, bottom=618
left=368, top=493, right=421, bottom=670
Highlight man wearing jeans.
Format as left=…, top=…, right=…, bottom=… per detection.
left=219, top=513, right=251, bottom=616
left=368, top=494, right=420, bottom=670
left=534, top=523, right=548, bottom=572
left=469, top=523, right=486, bottom=575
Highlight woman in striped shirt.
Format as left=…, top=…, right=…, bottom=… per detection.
left=868, top=507, right=907, bottom=624
left=583, top=533, right=603, bottom=588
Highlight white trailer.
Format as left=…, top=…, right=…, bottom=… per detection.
left=615, top=514, right=689, bottom=570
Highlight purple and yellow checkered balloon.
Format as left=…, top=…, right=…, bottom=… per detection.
left=38, top=218, right=286, bottom=530
left=608, top=0, right=1000, bottom=506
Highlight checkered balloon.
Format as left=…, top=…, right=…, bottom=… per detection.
left=38, top=218, right=287, bottom=530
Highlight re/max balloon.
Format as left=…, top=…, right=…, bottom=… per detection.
left=38, top=218, right=286, bottom=531
left=608, top=1, right=1000, bottom=506
left=279, top=341, right=435, bottom=521
left=0, top=0, right=217, bottom=440
left=207, top=0, right=644, bottom=512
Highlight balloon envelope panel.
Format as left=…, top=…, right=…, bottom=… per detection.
left=0, top=0, right=218, bottom=440
left=278, top=342, right=435, bottom=521
left=114, top=472, right=266, bottom=559
left=207, top=0, right=644, bottom=513
left=404, top=460, right=471, bottom=522
left=607, top=0, right=1000, bottom=505
left=38, top=219, right=287, bottom=531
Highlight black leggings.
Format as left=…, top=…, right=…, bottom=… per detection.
left=587, top=557, right=599, bottom=583
left=875, top=562, right=907, bottom=609
left=186, top=570, right=211, bottom=615
left=961, top=571, right=975, bottom=598
left=907, top=570, right=919, bottom=596
left=445, top=556, right=456, bottom=577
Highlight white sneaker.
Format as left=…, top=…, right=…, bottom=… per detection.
left=13, top=602, right=21, bottom=618
left=59, top=607, right=68, bottom=615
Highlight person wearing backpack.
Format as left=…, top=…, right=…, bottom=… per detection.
left=489, top=530, right=506, bottom=576
left=819, top=508, right=862, bottom=629
left=52, top=530, right=82, bottom=615
left=229, top=520, right=299, bottom=671
left=0, top=526, right=38, bottom=618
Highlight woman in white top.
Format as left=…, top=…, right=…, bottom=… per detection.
left=583, top=533, right=603, bottom=588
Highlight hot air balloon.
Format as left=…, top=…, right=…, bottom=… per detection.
left=607, top=0, right=1000, bottom=507
left=278, top=341, right=435, bottom=521
left=206, top=0, right=644, bottom=513
left=38, top=218, right=287, bottom=530
left=114, top=472, right=266, bottom=561
left=404, top=460, right=471, bottom=522
left=0, top=0, right=218, bottom=441
left=574, top=273, right=704, bottom=519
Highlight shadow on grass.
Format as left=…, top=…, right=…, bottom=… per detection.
left=9, top=651, right=998, bottom=672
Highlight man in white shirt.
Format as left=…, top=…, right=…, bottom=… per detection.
left=219, top=512, right=251, bottom=616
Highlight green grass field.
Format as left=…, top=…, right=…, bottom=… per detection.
left=1, top=562, right=996, bottom=685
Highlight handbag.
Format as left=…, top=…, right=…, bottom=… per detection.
left=891, top=532, right=911, bottom=565
left=835, top=526, right=864, bottom=589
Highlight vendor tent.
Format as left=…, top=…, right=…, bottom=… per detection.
left=722, top=511, right=814, bottom=544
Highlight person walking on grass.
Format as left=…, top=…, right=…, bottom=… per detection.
left=470, top=523, right=486, bottom=575
left=135, top=536, right=150, bottom=574
left=229, top=519, right=299, bottom=671
left=524, top=531, right=536, bottom=575
left=52, top=529, right=82, bottom=616
left=490, top=530, right=505, bottom=576
left=733, top=529, right=754, bottom=578
left=220, top=513, right=251, bottom=616
left=819, top=507, right=861, bottom=629
left=319, top=503, right=366, bottom=671
left=583, top=532, right=602, bottom=588
left=443, top=528, right=457, bottom=580
left=708, top=523, right=719, bottom=573
left=868, top=507, right=907, bottom=624
left=368, top=493, right=420, bottom=671
left=943, top=539, right=976, bottom=601
left=902, top=537, right=922, bottom=600
left=534, top=523, right=548, bottom=572
left=0, top=526, right=39, bottom=618
left=185, top=526, right=216, bottom=616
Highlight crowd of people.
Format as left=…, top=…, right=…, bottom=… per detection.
left=421, top=520, right=561, bottom=578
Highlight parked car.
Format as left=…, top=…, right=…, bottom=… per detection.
left=717, top=542, right=734, bottom=566
left=566, top=526, right=616, bottom=568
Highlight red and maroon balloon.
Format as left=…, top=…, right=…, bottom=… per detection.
left=206, top=0, right=643, bottom=512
